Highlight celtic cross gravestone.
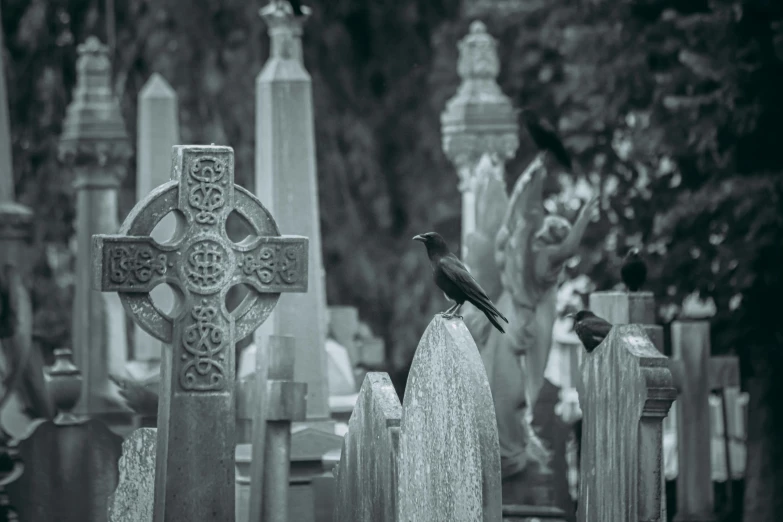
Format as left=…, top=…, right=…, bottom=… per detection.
left=92, top=144, right=308, bottom=522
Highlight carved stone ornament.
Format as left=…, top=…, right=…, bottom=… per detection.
left=93, top=145, right=309, bottom=393
left=441, top=21, right=518, bottom=180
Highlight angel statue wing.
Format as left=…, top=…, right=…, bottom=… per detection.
left=462, top=154, right=508, bottom=300
left=495, top=154, right=547, bottom=308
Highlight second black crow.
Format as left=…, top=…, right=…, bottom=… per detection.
left=521, top=108, right=573, bottom=172
left=621, top=247, right=647, bottom=292
left=413, top=232, right=509, bottom=333
left=571, top=309, right=612, bottom=353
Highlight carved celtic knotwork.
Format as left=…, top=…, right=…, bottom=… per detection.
left=93, top=144, right=309, bottom=397
left=108, top=245, right=167, bottom=285
left=180, top=300, right=227, bottom=392
left=187, top=156, right=228, bottom=224
left=184, top=240, right=229, bottom=293
left=241, top=244, right=304, bottom=288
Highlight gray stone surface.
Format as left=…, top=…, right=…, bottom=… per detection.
left=133, top=72, right=180, bottom=364
left=254, top=0, right=330, bottom=422
left=398, top=315, right=502, bottom=522
left=59, top=36, right=132, bottom=415
left=108, top=428, right=156, bottom=522
left=576, top=324, right=675, bottom=522
left=92, top=145, right=309, bottom=522
left=335, top=372, right=402, bottom=522
left=440, top=21, right=518, bottom=258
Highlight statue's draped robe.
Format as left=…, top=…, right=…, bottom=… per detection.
left=464, top=155, right=561, bottom=482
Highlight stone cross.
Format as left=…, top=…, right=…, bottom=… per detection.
left=669, top=321, right=740, bottom=522
left=92, top=145, right=308, bottom=522
left=441, top=21, right=518, bottom=257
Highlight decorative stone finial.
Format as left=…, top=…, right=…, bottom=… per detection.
left=46, top=348, right=84, bottom=425
left=440, top=21, right=518, bottom=188
left=58, top=36, right=130, bottom=171
left=457, top=21, right=500, bottom=81
left=260, top=1, right=310, bottom=62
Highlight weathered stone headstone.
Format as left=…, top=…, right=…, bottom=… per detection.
left=576, top=325, right=676, bottom=522
left=247, top=335, right=307, bottom=522
left=329, top=306, right=359, bottom=364
left=441, top=21, right=518, bottom=258
left=255, top=0, right=330, bottom=423
left=334, top=372, right=401, bottom=522
left=7, top=349, right=123, bottom=522
left=59, top=36, right=132, bottom=415
left=108, top=428, right=157, bottom=522
left=92, top=144, right=308, bottom=522
left=398, top=316, right=502, bottom=522
left=132, top=73, right=180, bottom=370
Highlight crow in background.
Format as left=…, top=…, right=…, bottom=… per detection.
left=570, top=310, right=612, bottom=353
left=288, top=0, right=304, bottom=16
left=413, top=232, right=509, bottom=333
left=521, top=108, right=573, bottom=172
left=621, top=247, right=647, bottom=292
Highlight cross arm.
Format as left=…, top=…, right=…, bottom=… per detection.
left=233, top=236, right=309, bottom=294
left=668, top=355, right=740, bottom=393
left=92, top=235, right=176, bottom=293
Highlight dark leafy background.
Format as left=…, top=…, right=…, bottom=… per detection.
left=2, top=0, right=782, bottom=518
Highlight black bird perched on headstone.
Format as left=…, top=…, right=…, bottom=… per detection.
left=621, top=247, right=647, bottom=292
left=520, top=108, right=573, bottom=172
left=413, top=232, right=509, bottom=333
left=570, top=310, right=612, bottom=353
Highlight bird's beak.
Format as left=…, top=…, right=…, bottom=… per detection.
left=412, top=234, right=425, bottom=242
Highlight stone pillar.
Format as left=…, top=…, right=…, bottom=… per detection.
left=670, top=321, right=716, bottom=522
left=0, top=4, right=33, bottom=269
left=58, top=37, right=131, bottom=415
left=255, top=0, right=330, bottom=423
left=131, top=73, right=180, bottom=373
left=441, top=21, right=518, bottom=258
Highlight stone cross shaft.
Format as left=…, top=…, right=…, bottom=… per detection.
left=92, top=145, right=308, bottom=522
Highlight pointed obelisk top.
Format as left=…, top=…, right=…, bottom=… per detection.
left=140, top=72, right=177, bottom=100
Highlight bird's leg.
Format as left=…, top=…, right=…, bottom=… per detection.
left=440, top=302, right=459, bottom=319
left=452, top=303, right=464, bottom=319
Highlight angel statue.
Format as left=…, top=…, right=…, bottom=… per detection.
left=463, top=153, right=597, bottom=506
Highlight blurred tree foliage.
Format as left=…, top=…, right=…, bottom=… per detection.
left=2, top=0, right=782, bottom=517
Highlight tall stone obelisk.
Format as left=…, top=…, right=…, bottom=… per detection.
left=254, top=1, right=330, bottom=423
left=130, top=73, right=180, bottom=376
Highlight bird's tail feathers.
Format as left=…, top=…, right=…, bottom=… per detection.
left=484, top=310, right=506, bottom=334
left=473, top=295, right=509, bottom=333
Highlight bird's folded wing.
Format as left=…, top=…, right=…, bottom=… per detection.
left=439, top=256, right=493, bottom=307
left=496, top=156, right=546, bottom=304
